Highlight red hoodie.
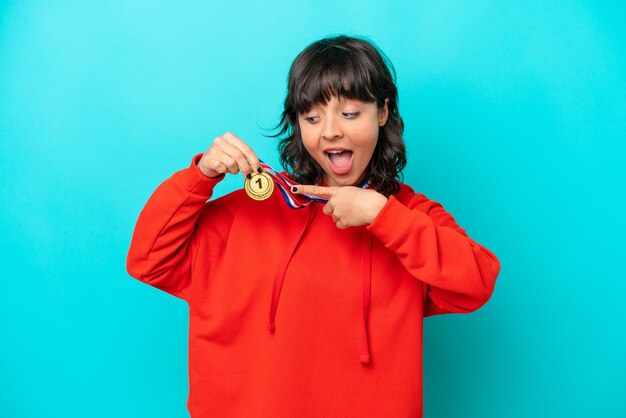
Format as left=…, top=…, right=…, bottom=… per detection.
left=126, top=152, right=501, bottom=417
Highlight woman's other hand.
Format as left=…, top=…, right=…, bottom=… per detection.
left=197, top=132, right=261, bottom=179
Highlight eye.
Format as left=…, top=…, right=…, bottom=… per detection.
left=304, top=116, right=318, bottom=123
left=343, top=112, right=360, bottom=119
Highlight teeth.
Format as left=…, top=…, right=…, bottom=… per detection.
left=327, top=150, right=345, bottom=154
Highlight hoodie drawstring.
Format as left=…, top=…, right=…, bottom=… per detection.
left=268, top=204, right=318, bottom=333
left=267, top=202, right=373, bottom=365
left=360, top=228, right=372, bottom=364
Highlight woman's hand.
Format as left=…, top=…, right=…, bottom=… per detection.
left=293, top=185, right=388, bottom=229
left=197, top=132, right=261, bottom=179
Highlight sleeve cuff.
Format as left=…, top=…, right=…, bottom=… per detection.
left=366, top=195, right=433, bottom=248
left=176, top=153, right=225, bottom=195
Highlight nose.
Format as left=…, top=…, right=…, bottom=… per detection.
left=321, top=114, right=343, bottom=141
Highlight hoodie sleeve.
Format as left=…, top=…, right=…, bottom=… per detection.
left=126, top=153, right=225, bottom=301
left=366, top=192, right=501, bottom=317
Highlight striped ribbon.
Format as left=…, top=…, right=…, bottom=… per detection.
left=258, top=160, right=371, bottom=209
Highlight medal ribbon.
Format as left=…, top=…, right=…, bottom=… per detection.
left=259, top=160, right=371, bottom=209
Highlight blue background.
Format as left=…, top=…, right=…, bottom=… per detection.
left=1, top=1, right=624, bottom=417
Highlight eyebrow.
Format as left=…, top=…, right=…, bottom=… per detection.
left=305, top=99, right=363, bottom=112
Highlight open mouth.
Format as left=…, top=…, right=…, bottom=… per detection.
left=325, top=149, right=353, bottom=175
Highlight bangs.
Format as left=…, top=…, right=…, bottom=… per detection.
left=290, top=51, right=378, bottom=115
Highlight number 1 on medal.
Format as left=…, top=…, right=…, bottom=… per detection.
left=244, top=171, right=274, bottom=201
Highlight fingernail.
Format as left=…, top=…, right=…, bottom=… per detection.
left=246, top=173, right=251, bottom=180
left=257, top=167, right=262, bottom=173
left=292, top=186, right=298, bottom=192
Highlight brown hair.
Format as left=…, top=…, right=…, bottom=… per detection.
left=266, top=34, right=407, bottom=196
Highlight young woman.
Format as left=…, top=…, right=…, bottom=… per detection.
left=127, top=34, right=500, bottom=418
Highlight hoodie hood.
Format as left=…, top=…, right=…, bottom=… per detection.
left=264, top=173, right=416, bottom=365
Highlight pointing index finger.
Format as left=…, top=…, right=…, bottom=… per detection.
left=293, top=184, right=337, bottom=198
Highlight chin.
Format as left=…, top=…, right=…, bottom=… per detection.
left=328, top=174, right=363, bottom=187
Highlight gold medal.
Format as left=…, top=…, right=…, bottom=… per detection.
left=245, top=171, right=274, bottom=201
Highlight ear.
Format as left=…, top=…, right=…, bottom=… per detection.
left=378, top=98, right=390, bottom=127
